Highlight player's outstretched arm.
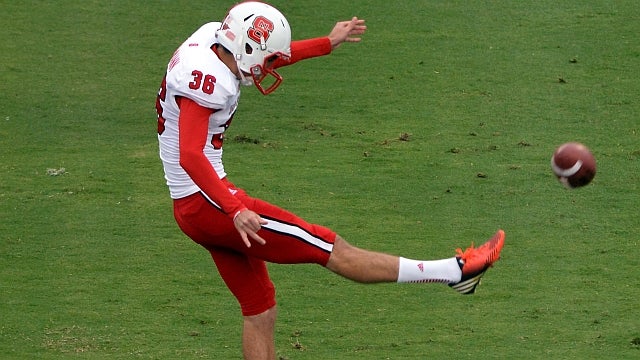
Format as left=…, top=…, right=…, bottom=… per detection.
left=328, top=17, right=366, bottom=50
left=273, top=17, right=366, bottom=68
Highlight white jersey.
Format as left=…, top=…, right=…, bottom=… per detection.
left=157, top=22, right=241, bottom=199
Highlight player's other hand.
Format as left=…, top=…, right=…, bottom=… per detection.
left=328, top=17, right=366, bottom=50
left=233, top=209, right=268, bottom=247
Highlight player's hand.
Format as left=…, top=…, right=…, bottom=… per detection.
left=328, top=17, right=366, bottom=50
left=233, top=209, right=268, bottom=247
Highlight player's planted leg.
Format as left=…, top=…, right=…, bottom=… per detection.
left=242, top=306, right=277, bottom=360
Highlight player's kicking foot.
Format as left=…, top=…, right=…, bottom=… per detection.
left=449, top=229, right=505, bottom=295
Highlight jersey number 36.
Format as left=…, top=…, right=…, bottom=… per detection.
left=156, top=71, right=217, bottom=135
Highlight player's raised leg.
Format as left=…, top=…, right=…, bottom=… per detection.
left=449, top=229, right=505, bottom=294
left=326, top=230, right=505, bottom=294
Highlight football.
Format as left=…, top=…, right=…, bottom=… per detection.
left=550, top=142, right=596, bottom=188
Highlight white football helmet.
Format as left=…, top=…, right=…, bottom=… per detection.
left=215, top=1, right=291, bottom=95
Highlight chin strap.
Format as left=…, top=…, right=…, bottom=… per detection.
left=236, top=66, right=254, bottom=87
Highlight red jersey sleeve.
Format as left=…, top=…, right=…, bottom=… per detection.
left=273, top=37, right=332, bottom=68
left=177, top=97, right=247, bottom=218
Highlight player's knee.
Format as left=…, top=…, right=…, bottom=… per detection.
left=326, top=235, right=355, bottom=272
left=244, top=304, right=277, bottom=322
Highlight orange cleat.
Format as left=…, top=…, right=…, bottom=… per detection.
left=449, top=229, right=505, bottom=295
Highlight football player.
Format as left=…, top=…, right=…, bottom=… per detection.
left=156, top=2, right=505, bottom=359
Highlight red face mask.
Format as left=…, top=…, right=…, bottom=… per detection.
left=249, top=52, right=290, bottom=95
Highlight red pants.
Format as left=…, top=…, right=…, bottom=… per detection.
left=172, top=183, right=336, bottom=316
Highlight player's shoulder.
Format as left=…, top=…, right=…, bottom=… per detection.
left=175, top=22, right=229, bottom=75
left=166, top=22, right=237, bottom=107
left=189, top=22, right=222, bottom=42
left=178, top=22, right=221, bottom=62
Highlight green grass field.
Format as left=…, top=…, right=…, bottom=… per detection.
left=2, top=1, right=639, bottom=358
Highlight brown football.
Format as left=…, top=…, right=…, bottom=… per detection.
left=550, top=142, right=596, bottom=188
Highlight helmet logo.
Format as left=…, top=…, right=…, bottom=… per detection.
left=247, top=16, right=274, bottom=49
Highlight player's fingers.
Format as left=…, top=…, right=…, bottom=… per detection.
left=249, top=231, right=267, bottom=246
left=240, top=231, right=252, bottom=248
left=351, top=18, right=365, bottom=26
left=346, top=18, right=365, bottom=40
left=350, top=18, right=366, bottom=29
